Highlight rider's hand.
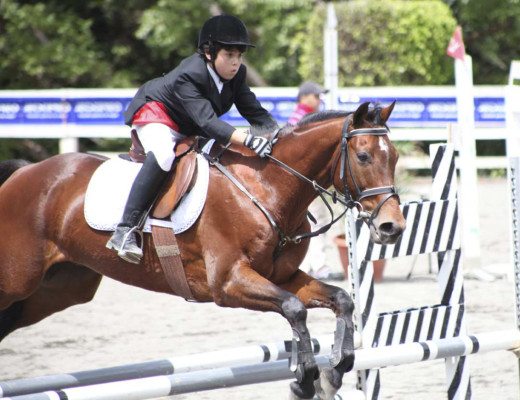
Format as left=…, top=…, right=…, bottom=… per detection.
left=244, top=131, right=272, bottom=157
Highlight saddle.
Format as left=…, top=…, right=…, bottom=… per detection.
left=129, top=129, right=198, bottom=219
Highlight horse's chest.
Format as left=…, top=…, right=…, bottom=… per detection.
left=268, top=245, right=307, bottom=282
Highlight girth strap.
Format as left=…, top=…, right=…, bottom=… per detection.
left=151, top=225, right=195, bottom=301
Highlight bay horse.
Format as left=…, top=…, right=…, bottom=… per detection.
left=0, top=102, right=405, bottom=400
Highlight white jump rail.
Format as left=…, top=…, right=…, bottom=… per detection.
left=0, top=334, right=357, bottom=398
left=3, top=330, right=519, bottom=400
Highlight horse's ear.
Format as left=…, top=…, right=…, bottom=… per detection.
left=352, top=102, right=370, bottom=127
left=380, top=100, right=396, bottom=124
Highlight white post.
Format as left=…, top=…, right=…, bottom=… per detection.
left=454, top=55, right=481, bottom=269
left=506, top=61, right=520, bottom=158
left=323, top=2, right=338, bottom=110
left=505, top=61, right=520, bottom=386
left=59, top=137, right=79, bottom=154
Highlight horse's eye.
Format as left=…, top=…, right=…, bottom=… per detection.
left=357, top=152, right=371, bottom=163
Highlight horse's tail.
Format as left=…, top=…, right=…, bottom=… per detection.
left=0, top=159, right=31, bottom=186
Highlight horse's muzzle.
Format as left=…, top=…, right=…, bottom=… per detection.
left=370, top=219, right=406, bottom=245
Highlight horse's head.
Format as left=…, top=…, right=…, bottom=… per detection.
left=332, top=101, right=405, bottom=244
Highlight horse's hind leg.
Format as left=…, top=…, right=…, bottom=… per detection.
left=0, top=262, right=102, bottom=342
left=280, top=270, right=355, bottom=400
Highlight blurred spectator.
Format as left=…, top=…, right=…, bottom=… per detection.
left=287, top=81, right=328, bottom=126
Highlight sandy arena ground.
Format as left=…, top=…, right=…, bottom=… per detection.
left=1, top=176, right=519, bottom=400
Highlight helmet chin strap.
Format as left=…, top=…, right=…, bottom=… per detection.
left=212, top=63, right=230, bottom=84
left=206, top=42, right=230, bottom=84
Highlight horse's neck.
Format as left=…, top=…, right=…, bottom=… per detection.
left=266, top=122, right=342, bottom=218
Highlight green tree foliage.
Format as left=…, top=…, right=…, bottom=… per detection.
left=136, top=0, right=313, bottom=86
left=224, top=0, right=313, bottom=86
left=2, top=0, right=518, bottom=89
left=299, top=0, right=457, bottom=86
left=0, top=0, right=160, bottom=89
left=0, top=1, right=111, bottom=88
left=0, top=0, right=312, bottom=88
left=445, top=0, right=520, bottom=84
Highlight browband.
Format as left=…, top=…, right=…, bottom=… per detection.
left=347, top=128, right=388, bottom=138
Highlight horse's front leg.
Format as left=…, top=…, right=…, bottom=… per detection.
left=280, top=270, right=355, bottom=400
left=211, top=263, right=319, bottom=400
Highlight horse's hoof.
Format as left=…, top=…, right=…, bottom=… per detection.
left=289, top=380, right=315, bottom=400
left=340, top=351, right=355, bottom=373
left=314, top=367, right=342, bottom=400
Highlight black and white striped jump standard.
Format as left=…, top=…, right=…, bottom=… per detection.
left=347, top=144, right=471, bottom=399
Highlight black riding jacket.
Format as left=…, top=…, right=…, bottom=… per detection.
left=123, top=53, right=278, bottom=144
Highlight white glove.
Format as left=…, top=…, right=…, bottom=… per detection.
left=244, top=132, right=272, bottom=157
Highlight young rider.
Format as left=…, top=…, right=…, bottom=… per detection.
left=106, top=14, right=279, bottom=264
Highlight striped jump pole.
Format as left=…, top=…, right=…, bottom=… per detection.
left=347, top=144, right=471, bottom=399
left=0, top=334, right=358, bottom=398
left=4, top=330, right=519, bottom=400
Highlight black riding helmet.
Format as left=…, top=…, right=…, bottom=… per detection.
left=198, top=14, right=255, bottom=49
left=198, top=15, right=255, bottom=82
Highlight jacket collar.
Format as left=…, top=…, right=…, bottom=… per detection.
left=206, top=64, right=224, bottom=93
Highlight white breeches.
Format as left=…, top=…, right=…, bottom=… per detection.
left=133, top=123, right=187, bottom=171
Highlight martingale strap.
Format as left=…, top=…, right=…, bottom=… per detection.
left=200, top=151, right=286, bottom=245
left=202, top=149, right=348, bottom=258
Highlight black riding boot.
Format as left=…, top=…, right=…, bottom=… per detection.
left=106, top=152, right=170, bottom=264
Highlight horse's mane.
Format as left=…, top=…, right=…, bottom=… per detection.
left=298, top=110, right=351, bottom=126
left=249, top=104, right=388, bottom=139
left=297, top=105, right=390, bottom=129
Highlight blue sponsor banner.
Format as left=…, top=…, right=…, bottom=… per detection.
left=0, top=95, right=505, bottom=128
left=222, top=97, right=298, bottom=125
left=0, top=98, right=131, bottom=125
left=70, top=98, right=131, bottom=124
left=333, top=96, right=505, bottom=128
left=0, top=98, right=72, bottom=124
left=178, top=96, right=507, bottom=128
left=474, top=97, right=505, bottom=126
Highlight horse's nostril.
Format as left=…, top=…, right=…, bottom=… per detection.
left=379, top=222, right=401, bottom=237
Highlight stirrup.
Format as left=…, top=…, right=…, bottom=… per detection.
left=107, top=226, right=144, bottom=264
left=121, top=226, right=144, bottom=250
left=118, top=226, right=144, bottom=264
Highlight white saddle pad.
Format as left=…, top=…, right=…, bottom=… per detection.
left=84, top=153, right=209, bottom=234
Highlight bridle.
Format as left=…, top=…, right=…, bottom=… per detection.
left=331, top=117, right=400, bottom=226
left=202, top=115, right=400, bottom=257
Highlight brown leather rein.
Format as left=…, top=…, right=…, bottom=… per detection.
left=201, top=116, right=400, bottom=258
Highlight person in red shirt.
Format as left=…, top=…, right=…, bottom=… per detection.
left=287, top=81, right=328, bottom=126
left=106, top=15, right=278, bottom=263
